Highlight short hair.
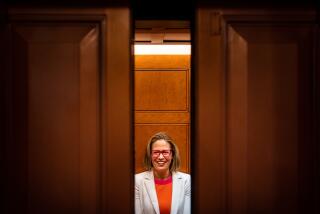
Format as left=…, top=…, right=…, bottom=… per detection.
left=144, top=132, right=181, bottom=172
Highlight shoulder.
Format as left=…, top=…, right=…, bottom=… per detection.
left=135, top=171, right=151, bottom=183
left=174, top=171, right=191, bottom=181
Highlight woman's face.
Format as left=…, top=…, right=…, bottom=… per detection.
left=151, top=139, right=173, bottom=174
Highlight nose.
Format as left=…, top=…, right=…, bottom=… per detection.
left=158, top=153, right=165, bottom=158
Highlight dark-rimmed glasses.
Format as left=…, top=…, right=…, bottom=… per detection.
left=151, top=150, right=172, bottom=157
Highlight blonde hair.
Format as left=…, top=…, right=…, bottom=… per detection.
left=144, top=132, right=181, bottom=172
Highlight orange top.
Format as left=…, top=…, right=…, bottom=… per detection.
left=155, top=176, right=172, bottom=214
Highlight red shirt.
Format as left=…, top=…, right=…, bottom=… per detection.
left=155, top=176, right=172, bottom=214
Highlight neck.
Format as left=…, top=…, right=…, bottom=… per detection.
left=153, top=169, right=171, bottom=179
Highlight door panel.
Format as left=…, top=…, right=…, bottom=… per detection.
left=15, top=23, right=99, bottom=214
left=227, top=23, right=313, bottom=214
left=4, top=8, right=131, bottom=213
left=195, top=9, right=317, bottom=214
left=135, top=69, right=188, bottom=111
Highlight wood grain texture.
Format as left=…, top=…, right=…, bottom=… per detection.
left=135, top=55, right=190, bottom=69
left=135, top=69, right=189, bottom=111
left=4, top=8, right=132, bottom=214
left=227, top=22, right=314, bottom=214
left=9, top=22, right=99, bottom=214
left=195, top=9, right=225, bottom=213
left=194, top=8, right=317, bottom=214
left=135, top=112, right=189, bottom=123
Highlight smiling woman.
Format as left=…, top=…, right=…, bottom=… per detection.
left=135, top=132, right=191, bottom=214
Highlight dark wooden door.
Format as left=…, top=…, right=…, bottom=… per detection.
left=3, top=8, right=132, bottom=213
left=194, top=9, right=319, bottom=214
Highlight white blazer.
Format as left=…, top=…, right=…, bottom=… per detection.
left=135, top=170, right=191, bottom=214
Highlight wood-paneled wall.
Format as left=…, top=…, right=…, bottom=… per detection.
left=134, top=55, right=191, bottom=173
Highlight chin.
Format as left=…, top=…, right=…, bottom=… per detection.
left=154, top=166, right=169, bottom=171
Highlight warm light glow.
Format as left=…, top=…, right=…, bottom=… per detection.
left=134, top=45, right=191, bottom=55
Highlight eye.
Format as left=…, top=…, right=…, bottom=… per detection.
left=152, top=151, right=161, bottom=156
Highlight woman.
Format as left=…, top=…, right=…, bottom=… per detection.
left=135, top=132, right=191, bottom=214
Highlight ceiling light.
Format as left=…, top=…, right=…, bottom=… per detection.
left=134, top=45, right=191, bottom=55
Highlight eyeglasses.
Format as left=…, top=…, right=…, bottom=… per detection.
left=151, top=150, right=172, bottom=157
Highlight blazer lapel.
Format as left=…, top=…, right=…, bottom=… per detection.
left=144, top=171, right=160, bottom=214
left=171, top=172, right=183, bottom=214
